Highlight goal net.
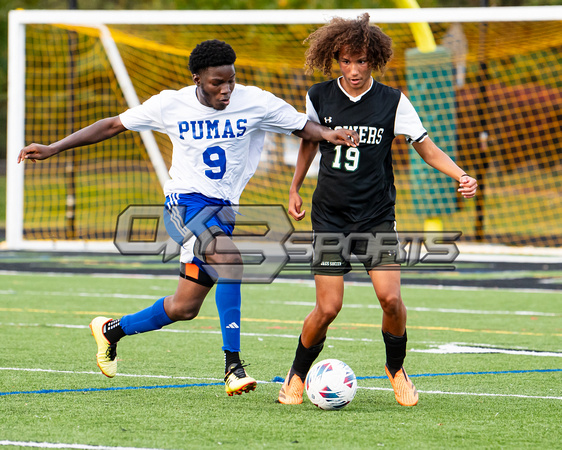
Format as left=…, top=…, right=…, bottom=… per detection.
left=6, top=7, right=562, bottom=251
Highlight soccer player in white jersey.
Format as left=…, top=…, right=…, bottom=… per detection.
left=18, top=39, right=359, bottom=396
left=277, top=15, right=478, bottom=406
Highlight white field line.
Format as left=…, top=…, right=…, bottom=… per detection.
left=0, top=289, right=157, bottom=300
left=0, top=367, right=224, bottom=382
left=407, top=307, right=558, bottom=317
left=0, top=270, right=178, bottom=280
left=0, top=441, right=169, bottom=450
left=0, top=287, right=558, bottom=317
left=4, top=322, right=562, bottom=349
left=359, top=386, right=562, bottom=401
left=2, top=367, right=561, bottom=401
left=409, top=343, right=562, bottom=357
left=1, top=271, right=561, bottom=294
left=279, top=301, right=559, bottom=317
left=0, top=322, right=371, bottom=342
left=271, top=277, right=562, bottom=294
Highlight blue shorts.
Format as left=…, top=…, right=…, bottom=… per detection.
left=164, top=193, right=236, bottom=277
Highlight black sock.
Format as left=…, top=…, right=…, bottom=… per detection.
left=224, top=350, right=240, bottom=373
left=103, top=319, right=126, bottom=344
left=291, top=335, right=325, bottom=381
left=382, top=330, right=407, bottom=377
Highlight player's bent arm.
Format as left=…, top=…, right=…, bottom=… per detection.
left=412, top=137, right=478, bottom=198
left=18, top=116, right=127, bottom=163
left=294, top=120, right=358, bottom=147
left=288, top=139, right=319, bottom=221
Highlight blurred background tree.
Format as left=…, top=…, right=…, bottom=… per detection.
left=0, top=0, right=559, bottom=160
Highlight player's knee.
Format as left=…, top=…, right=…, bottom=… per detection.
left=315, top=303, right=342, bottom=325
left=166, top=297, right=202, bottom=321
left=173, top=306, right=200, bottom=321
left=378, top=293, right=403, bottom=315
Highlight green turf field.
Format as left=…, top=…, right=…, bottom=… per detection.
left=0, top=173, right=5, bottom=226
left=1, top=272, right=561, bottom=449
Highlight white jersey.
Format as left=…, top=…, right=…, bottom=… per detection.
left=120, top=84, right=308, bottom=202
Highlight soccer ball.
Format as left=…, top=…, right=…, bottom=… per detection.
left=305, top=359, right=357, bottom=410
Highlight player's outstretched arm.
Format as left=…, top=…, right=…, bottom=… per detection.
left=18, top=116, right=127, bottom=163
left=289, top=139, right=319, bottom=221
left=412, top=137, right=478, bottom=198
left=294, top=120, right=358, bottom=147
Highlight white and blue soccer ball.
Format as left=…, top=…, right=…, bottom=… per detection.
left=305, top=359, right=357, bottom=410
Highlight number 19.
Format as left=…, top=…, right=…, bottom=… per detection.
left=332, top=146, right=360, bottom=172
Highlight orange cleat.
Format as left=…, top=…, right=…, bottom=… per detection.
left=385, top=364, right=418, bottom=406
left=277, top=369, right=304, bottom=405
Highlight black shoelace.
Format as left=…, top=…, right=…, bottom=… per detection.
left=229, top=361, right=249, bottom=378
left=106, top=343, right=117, bottom=361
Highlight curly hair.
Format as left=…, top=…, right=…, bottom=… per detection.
left=188, top=40, right=237, bottom=75
left=304, top=13, right=393, bottom=77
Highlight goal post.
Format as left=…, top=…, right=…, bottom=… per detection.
left=7, top=12, right=171, bottom=251
left=6, top=6, right=562, bottom=253
left=96, top=24, right=170, bottom=189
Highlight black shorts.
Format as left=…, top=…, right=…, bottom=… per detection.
left=311, top=221, right=400, bottom=276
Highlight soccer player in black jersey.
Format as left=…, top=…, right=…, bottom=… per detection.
left=278, top=14, right=477, bottom=406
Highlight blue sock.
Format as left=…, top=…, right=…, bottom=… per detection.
left=215, top=280, right=241, bottom=353
left=120, top=297, right=174, bottom=335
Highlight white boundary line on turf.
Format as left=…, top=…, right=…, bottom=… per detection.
left=0, top=289, right=157, bottom=299
left=0, top=367, right=224, bottom=382
left=2, top=367, right=561, bottom=401
left=400, top=283, right=562, bottom=294
left=360, top=387, right=562, bottom=401
left=277, top=301, right=559, bottom=317
left=1, top=281, right=561, bottom=301
left=0, top=441, right=169, bottom=450
left=0, top=270, right=177, bottom=280
left=409, top=343, right=562, bottom=357
left=0, top=322, right=373, bottom=343
left=4, top=322, right=561, bottom=357
left=0, top=270, right=561, bottom=293
left=4, top=322, right=562, bottom=345
left=1, top=284, right=559, bottom=316
left=270, top=277, right=562, bottom=294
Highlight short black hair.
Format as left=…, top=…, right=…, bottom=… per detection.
left=188, top=40, right=237, bottom=75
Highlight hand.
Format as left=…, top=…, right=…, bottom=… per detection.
left=458, top=175, right=477, bottom=198
left=17, top=144, right=58, bottom=163
left=288, top=191, right=306, bottom=221
left=324, top=128, right=359, bottom=147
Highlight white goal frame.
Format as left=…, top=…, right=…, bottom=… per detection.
left=5, top=6, right=562, bottom=257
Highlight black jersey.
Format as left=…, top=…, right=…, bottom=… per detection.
left=308, top=79, right=419, bottom=232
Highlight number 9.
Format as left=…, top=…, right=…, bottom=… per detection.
left=344, top=148, right=359, bottom=171
left=203, top=146, right=226, bottom=180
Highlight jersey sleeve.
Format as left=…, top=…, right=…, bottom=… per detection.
left=259, top=91, right=308, bottom=135
left=305, top=93, right=321, bottom=124
left=119, top=94, right=166, bottom=133
left=394, top=93, right=428, bottom=144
